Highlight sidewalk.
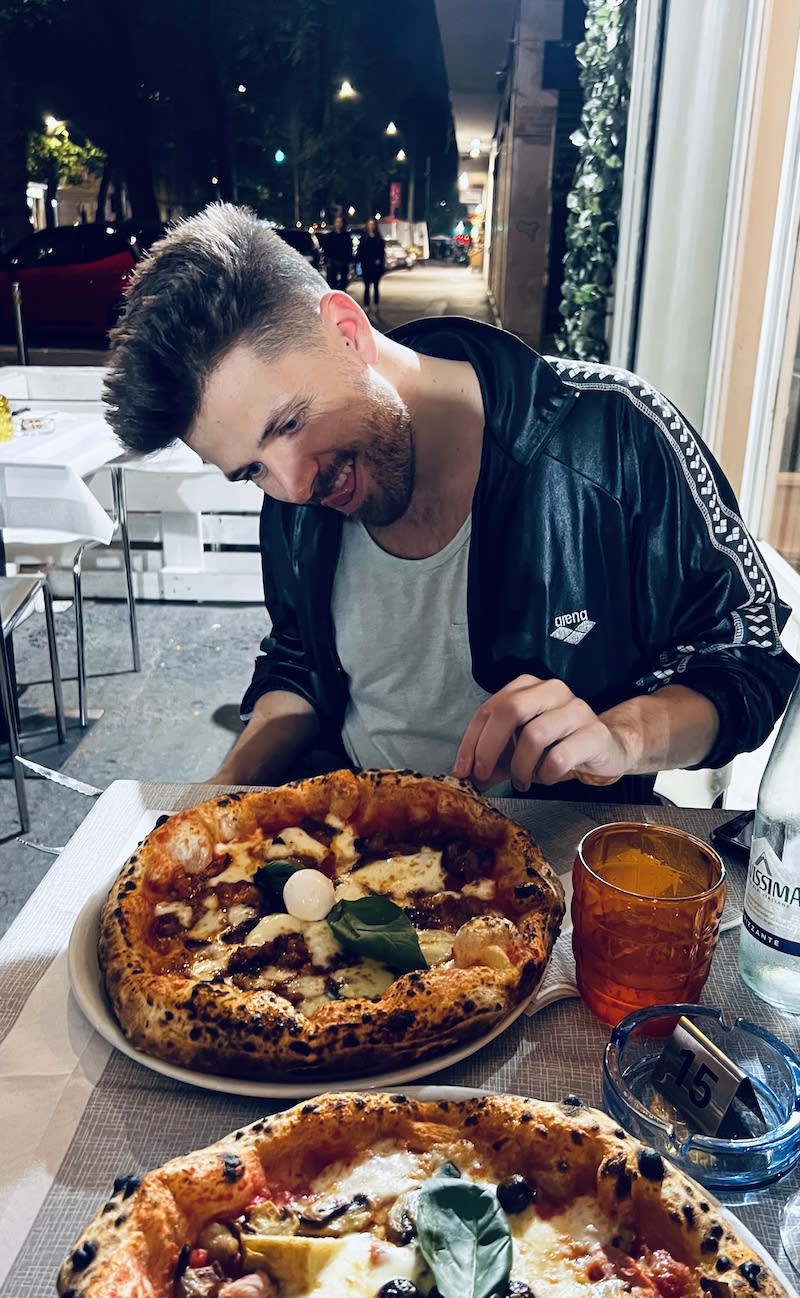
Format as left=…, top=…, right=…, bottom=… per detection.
left=349, top=260, right=497, bottom=332
left=0, top=261, right=496, bottom=369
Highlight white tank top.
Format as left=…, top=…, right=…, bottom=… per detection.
left=330, top=515, right=490, bottom=775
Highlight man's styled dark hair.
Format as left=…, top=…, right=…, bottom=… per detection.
left=103, top=204, right=327, bottom=455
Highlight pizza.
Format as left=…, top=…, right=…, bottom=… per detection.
left=57, top=1090, right=788, bottom=1298
left=97, top=769, right=564, bottom=1078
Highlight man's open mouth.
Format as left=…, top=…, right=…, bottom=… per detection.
left=319, top=456, right=358, bottom=511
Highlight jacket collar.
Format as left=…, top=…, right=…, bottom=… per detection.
left=388, top=316, right=574, bottom=465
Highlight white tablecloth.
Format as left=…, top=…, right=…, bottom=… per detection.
left=0, top=408, right=123, bottom=477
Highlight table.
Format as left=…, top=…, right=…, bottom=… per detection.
left=1, top=784, right=798, bottom=1295
left=0, top=408, right=122, bottom=478
left=0, top=408, right=141, bottom=713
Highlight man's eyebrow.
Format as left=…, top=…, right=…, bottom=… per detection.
left=226, top=399, right=305, bottom=482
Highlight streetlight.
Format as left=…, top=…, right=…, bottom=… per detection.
left=348, top=206, right=356, bottom=217
left=237, top=84, right=247, bottom=94
left=274, top=149, right=286, bottom=164
left=337, top=79, right=357, bottom=100
left=396, top=149, right=407, bottom=163
left=385, top=121, right=398, bottom=136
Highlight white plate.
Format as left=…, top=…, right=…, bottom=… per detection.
left=67, top=888, right=536, bottom=1100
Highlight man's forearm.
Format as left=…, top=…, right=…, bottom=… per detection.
left=601, top=684, right=721, bottom=775
left=210, top=690, right=321, bottom=786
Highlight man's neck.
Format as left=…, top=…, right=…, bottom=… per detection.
left=368, top=345, right=485, bottom=559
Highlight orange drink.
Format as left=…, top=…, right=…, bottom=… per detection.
left=572, top=822, right=726, bottom=1026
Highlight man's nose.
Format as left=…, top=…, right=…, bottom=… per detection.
left=265, top=446, right=318, bottom=504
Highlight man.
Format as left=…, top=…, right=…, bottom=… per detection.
left=105, top=204, right=798, bottom=802
left=324, top=214, right=352, bottom=291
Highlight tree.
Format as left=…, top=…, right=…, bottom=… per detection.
left=0, top=0, right=68, bottom=249
left=27, top=120, right=105, bottom=226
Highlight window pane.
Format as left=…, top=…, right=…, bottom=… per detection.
left=765, top=312, right=800, bottom=574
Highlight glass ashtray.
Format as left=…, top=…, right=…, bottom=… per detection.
left=602, top=1003, right=800, bottom=1189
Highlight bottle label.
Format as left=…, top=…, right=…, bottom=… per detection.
left=743, top=837, right=800, bottom=955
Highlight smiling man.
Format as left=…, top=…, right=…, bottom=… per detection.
left=105, top=204, right=798, bottom=802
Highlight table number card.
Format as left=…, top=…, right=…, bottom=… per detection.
left=652, top=1015, right=764, bottom=1137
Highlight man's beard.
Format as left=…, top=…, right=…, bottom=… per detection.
left=314, top=385, right=415, bottom=526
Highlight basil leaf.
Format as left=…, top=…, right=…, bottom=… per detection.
left=416, top=1179, right=512, bottom=1298
left=325, top=897, right=428, bottom=972
left=253, top=860, right=305, bottom=910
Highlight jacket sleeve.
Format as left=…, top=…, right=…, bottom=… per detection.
left=239, top=502, right=320, bottom=722
left=624, top=393, right=799, bottom=768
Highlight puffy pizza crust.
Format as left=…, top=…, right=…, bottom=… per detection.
left=57, top=1091, right=789, bottom=1298
left=98, top=770, right=564, bottom=1079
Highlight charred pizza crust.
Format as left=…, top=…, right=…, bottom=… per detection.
left=98, top=769, right=564, bottom=1078
left=57, top=1091, right=789, bottom=1298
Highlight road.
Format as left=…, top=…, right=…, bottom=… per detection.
left=0, top=262, right=495, bottom=367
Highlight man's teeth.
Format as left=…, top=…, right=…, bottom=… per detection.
left=331, top=461, right=353, bottom=493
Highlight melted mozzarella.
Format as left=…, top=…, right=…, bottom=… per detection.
left=266, top=827, right=329, bottom=863
left=227, top=903, right=258, bottom=929
left=212, top=840, right=265, bottom=885
left=285, top=974, right=330, bottom=1015
left=310, top=1146, right=430, bottom=1202
left=242, top=913, right=343, bottom=970
left=329, top=822, right=358, bottom=868
left=510, top=1196, right=627, bottom=1297
left=462, top=877, right=496, bottom=900
left=190, top=941, right=231, bottom=979
left=337, top=847, right=446, bottom=900
left=309, top=1233, right=424, bottom=1295
left=418, top=928, right=455, bottom=965
left=244, top=913, right=306, bottom=948
left=187, top=894, right=227, bottom=941
left=331, top=960, right=395, bottom=1000
left=154, top=900, right=193, bottom=927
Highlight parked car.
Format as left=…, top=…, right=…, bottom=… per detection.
left=383, top=237, right=416, bottom=271
left=274, top=227, right=324, bottom=271
left=0, top=224, right=142, bottom=342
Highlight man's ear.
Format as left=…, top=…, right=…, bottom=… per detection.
left=319, top=291, right=377, bottom=363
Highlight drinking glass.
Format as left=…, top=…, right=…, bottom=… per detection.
left=572, top=821, right=727, bottom=1026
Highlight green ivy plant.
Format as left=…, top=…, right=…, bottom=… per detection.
left=557, top=0, right=635, bottom=362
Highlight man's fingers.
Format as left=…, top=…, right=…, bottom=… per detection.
left=453, top=675, right=544, bottom=777
left=509, top=700, right=593, bottom=789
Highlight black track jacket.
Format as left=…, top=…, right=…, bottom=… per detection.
left=241, top=317, right=798, bottom=802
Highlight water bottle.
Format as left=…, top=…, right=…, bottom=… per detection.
left=738, top=675, right=800, bottom=1011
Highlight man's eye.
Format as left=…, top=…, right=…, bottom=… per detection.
left=280, top=414, right=302, bottom=435
left=244, top=462, right=264, bottom=482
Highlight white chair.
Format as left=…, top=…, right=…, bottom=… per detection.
left=0, top=462, right=135, bottom=727
left=0, top=573, right=66, bottom=832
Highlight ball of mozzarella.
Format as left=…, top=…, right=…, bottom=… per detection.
left=283, top=869, right=336, bottom=921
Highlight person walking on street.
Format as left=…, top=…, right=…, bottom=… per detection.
left=357, top=218, right=385, bottom=313
left=325, top=215, right=352, bottom=291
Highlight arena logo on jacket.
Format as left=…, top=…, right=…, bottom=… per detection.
left=551, top=608, right=596, bottom=644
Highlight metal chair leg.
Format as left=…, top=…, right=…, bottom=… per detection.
left=41, top=580, right=67, bottom=744
left=73, top=548, right=88, bottom=728
left=0, top=626, right=30, bottom=832
left=111, top=465, right=141, bottom=673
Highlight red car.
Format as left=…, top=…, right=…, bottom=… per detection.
left=0, top=225, right=143, bottom=343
